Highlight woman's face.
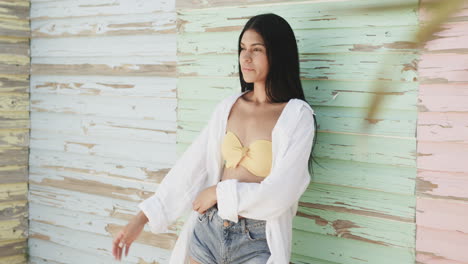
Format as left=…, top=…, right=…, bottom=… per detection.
left=239, top=29, right=269, bottom=84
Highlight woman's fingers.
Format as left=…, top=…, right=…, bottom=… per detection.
left=112, top=232, right=123, bottom=259
left=125, top=242, right=131, bottom=257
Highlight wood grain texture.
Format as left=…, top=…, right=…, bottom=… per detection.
left=28, top=0, right=179, bottom=263
left=0, top=0, right=30, bottom=262
left=416, top=1, right=468, bottom=263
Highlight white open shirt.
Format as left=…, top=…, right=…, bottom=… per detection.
left=138, top=90, right=316, bottom=264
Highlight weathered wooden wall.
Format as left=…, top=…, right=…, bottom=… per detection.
left=176, top=0, right=419, bottom=263
left=416, top=1, right=468, bottom=263
left=28, top=0, right=181, bottom=263
left=0, top=0, right=30, bottom=263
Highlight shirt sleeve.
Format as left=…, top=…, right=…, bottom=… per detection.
left=138, top=100, right=223, bottom=234
left=216, top=104, right=315, bottom=222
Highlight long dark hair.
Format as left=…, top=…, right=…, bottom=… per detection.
left=237, top=13, right=319, bottom=176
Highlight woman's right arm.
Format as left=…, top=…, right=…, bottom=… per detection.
left=137, top=99, right=225, bottom=234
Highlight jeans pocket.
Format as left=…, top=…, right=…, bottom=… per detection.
left=245, top=224, right=267, bottom=241
left=197, top=212, right=207, bottom=223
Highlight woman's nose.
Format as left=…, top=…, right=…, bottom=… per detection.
left=241, top=50, right=252, bottom=62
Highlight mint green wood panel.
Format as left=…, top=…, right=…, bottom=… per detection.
left=177, top=0, right=419, bottom=263
left=178, top=0, right=418, bottom=32
left=294, top=207, right=415, bottom=248
left=291, top=230, right=414, bottom=264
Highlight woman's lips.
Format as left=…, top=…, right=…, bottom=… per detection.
left=243, top=68, right=254, bottom=72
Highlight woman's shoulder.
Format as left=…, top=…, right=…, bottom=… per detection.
left=290, top=98, right=315, bottom=118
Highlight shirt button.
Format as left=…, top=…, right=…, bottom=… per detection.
left=223, top=221, right=229, bottom=227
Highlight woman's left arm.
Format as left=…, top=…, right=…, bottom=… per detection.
left=216, top=106, right=315, bottom=222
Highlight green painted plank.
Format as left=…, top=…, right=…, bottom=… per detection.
left=291, top=230, right=414, bottom=264
left=301, top=182, right=416, bottom=222
left=178, top=25, right=419, bottom=55
left=178, top=53, right=418, bottom=82
left=178, top=0, right=419, bottom=33
left=311, top=157, right=415, bottom=195
left=293, top=207, right=415, bottom=248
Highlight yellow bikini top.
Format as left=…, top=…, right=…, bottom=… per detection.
left=221, top=130, right=272, bottom=177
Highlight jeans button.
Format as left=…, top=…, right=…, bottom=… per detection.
left=223, top=220, right=229, bottom=227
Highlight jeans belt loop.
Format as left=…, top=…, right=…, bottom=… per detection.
left=241, top=218, right=246, bottom=233
left=209, top=206, right=216, bottom=222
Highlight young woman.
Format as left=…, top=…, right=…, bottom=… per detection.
left=112, top=13, right=317, bottom=264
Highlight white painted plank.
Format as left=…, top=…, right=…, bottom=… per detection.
left=29, top=148, right=170, bottom=184
left=31, top=75, right=176, bottom=97
left=30, top=93, right=176, bottom=121
left=30, top=130, right=177, bottom=164
left=31, top=35, right=176, bottom=58
left=31, top=112, right=175, bottom=144
left=32, top=12, right=176, bottom=37
left=31, top=0, right=174, bottom=19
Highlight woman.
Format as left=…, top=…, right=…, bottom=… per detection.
left=112, top=13, right=317, bottom=263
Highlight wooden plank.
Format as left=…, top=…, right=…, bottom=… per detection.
left=294, top=206, right=414, bottom=248
left=177, top=0, right=418, bottom=28
left=31, top=75, right=176, bottom=98
left=0, top=129, right=29, bottom=147
left=419, top=54, right=468, bottom=83
left=31, top=34, right=176, bottom=57
left=417, top=170, right=468, bottom=200
left=418, top=141, right=468, bottom=173
left=300, top=183, right=415, bottom=222
left=0, top=165, right=27, bottom=184
left=30, top=130, right=177, bottom=165
left=32, top=62, right=176, bottom=77
left=29, top=165, right=159, bottom=202
left=0, top=40, right=29, bottom=57
left=416, top=197, right=468, bottom=232
left=0, top=239, right=27, bottom=260
left=416, top=226, right=468, bottom=263
left=30, top=148, right=168, bottom=184
left=30, top=0, right=173, bottom=19
left=0, top=182, right=27, bottom=202
left=418, top=111, right=468, bottom=142
left=32, top=12, right=176, bottom=38
left=31, top=112, right=175, bottom=144
left=0, top=111, right=29, bottom=129
left=418, top=83, right=468, bottom=112
left=0, top=254, right=27, bottom=264
left=178, top=53, right=419, bottom=82
left=0, top=200, right=27, bottom=221
left=0, top=93, right=28, bottom=111
left=178, top=28, right=419, bottom=54
left=29, top=236, right=170, bottom=264
left=30, top=202, right=177, bottom=249
left=292, top=230, right=414, bottom=264
left=30, top=93, right=176, bottom=121
left=0, top=75, right=29, bottom=93
left=0, top=148, right=27, bottom=166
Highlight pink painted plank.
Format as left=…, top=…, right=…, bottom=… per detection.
left=417, top=111, right=468, bottom=142
left=417, top=225, right=468, bottom=263
left=419, top=0, right=468, bottom=22
left=419, top=54, right=468, bottom=83
left=418, top=170, right=468, bottom=200
left=417, top=252, right=468, bottom=264
left=416, top=197, right=468, bottom=232
left=423, top=21, right=468, bottom=51
left=418, top=141, right=468, bottom=172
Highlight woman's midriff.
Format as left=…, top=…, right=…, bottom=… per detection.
left=218, top=164, right=266, bottom=219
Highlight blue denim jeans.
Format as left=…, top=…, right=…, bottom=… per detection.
left=189, top=205, right=271, bottom=264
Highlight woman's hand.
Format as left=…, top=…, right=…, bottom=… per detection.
left=112, top=211, right=147, bottom=261
left=192, top=185, right=217, bottom=214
